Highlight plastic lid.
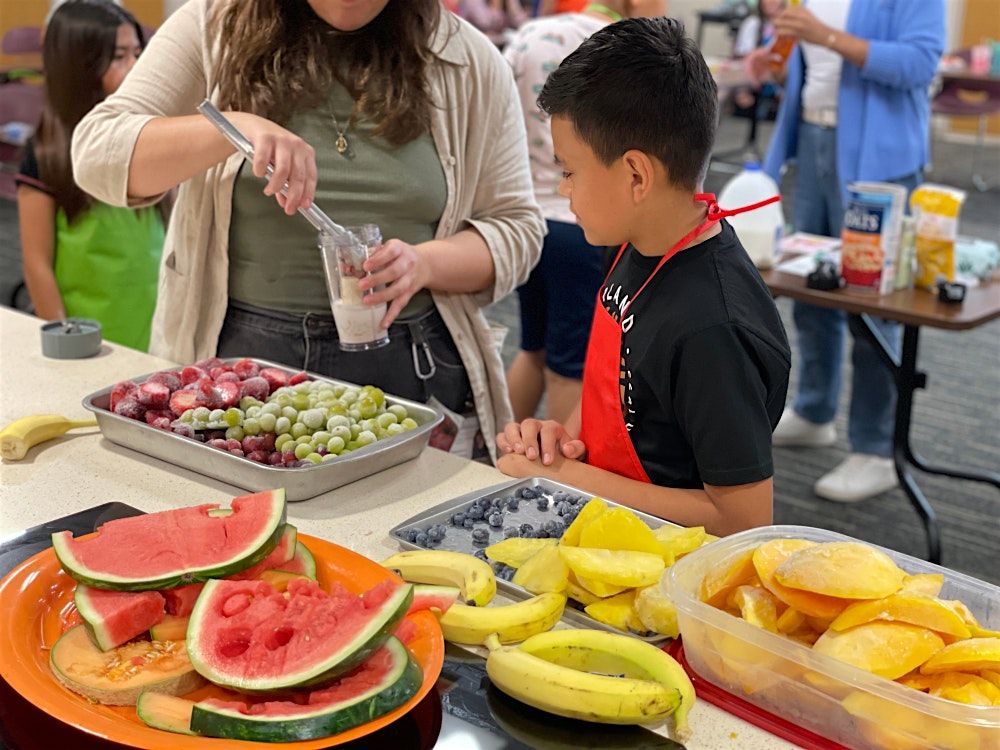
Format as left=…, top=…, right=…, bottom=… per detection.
left=743, top=161, right=761, bottom=171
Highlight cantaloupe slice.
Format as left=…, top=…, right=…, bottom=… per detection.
left=813, top=621, right=945, bottom=680
left=751, top=540, right=853, bottom=619
left=919, top=637, right=1000, bottom=675
left=829, top=593, right=972, bottom=639
left=775, top=542, right=906, bottom=600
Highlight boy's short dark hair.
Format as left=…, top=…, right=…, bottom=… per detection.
left=537, top=17, right=718, bottom=191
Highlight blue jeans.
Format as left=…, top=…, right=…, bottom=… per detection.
left=791, top=122, right=921, bottom=457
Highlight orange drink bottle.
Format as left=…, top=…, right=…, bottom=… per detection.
left=767, top=0, right=802, bottom=73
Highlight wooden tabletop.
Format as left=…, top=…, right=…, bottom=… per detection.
left=761, top=266, right=1000, bottom=331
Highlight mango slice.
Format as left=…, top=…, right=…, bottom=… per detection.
left=652, top=525, right=707, bottom=562
left=485, top=537, right=558, bottom=568
left=929, top=672, right=1000, bottom=706
left=842, top=691, right=982, bottom=750
left=512, top=545, right=568, bottom=594
left=776, top=607, right=807, bottom=635
left=699, top=548, right=757, bottom=608
left=728, top=585, right=780, bottom=633
left=578, top=507, right=663, bottom=558
left=775, top=542, right=906, bottom=600
left=584, top=589, right=644, bottom=633
left=900, top=573, right=944, bottom=597
left=558, top=547, right=664, bottom=588
left=752, top=539, right=853, bottom=619
left=980, top=669, right=1000, bottom=690
left=633, top=579, right=679, bottom=638
left=559, top=498, right=606, bottom=547
left=813, top=621, right=945, bottom=680
left=920, top=637, right=1000, bottom=675
left=829, top=593, right=972, bottom=639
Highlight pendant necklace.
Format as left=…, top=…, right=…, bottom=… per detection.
left=331, top=112, right=349, bottom=155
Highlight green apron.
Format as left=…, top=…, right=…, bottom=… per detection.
left=53, top=203, right=164, bottom=351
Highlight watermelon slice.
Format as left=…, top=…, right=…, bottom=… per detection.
left=52, top=489, right=287, bottom=591
left=187, top=578, right=412, bottom=692
left=276, top=541, right=317, bottom=580
left=74, top=585, right=166, bottom=651
left=229, top=525, right=297, bottom=580
left=187, top=637, right=422, bottom=742
left=162, top=583, right=204, bottom=617
left=407, top=584, right=459, bottom=616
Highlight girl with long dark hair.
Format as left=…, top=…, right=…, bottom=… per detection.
left=17, top=0, right=165, bottom=351
left=72, top=0, right=543, bottom=461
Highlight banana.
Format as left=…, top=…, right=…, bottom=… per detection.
left=438, top=592, right=566, bottom=645
left=516, top=628, right=696, bottom=738
left=485, top=633, right=681, bottom=725
left=380, top=550, right=496, bottom=607
left=0, top=415, right=98, bottom=460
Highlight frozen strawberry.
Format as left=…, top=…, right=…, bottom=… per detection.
left=146, top=371, right=182, bottom=392
left=194, top=357, right=224, bottom=371
left=246, top=450, right=270, bottom=463
left=239, top=376, right=270, bottom=401
left=109, top=381, right=138, bottom=412
left=259, top=368, right=289, bottom=393
left=168, top=389, right=199, bottom=417
left=172, top=423, right=196, bottom=439
left=198, top=381, right=225, bottom=409
left=151, top=417, right=172, bottom=430
left=215, top=371, right=240, bottom=384
left=209, top=366, right=233, bottom=380
left=180, top=366, right=207, bottom=385
left=216, top=380, right=241, bottom=408
left=207, top=439, right=229, bottom=450
left=288, top=371, right=310, bottom=385
left=232, top=358, right=260, bottom=379
left=113, top=398, right=145, bottom=421
left=143, top=409, right=173, bottom=425
left=137, top=381, right=171, bottom=409
left=225, top=438, right=243, bottom=452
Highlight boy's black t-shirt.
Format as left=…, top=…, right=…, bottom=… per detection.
left=598, top=220, right=790, bottom=488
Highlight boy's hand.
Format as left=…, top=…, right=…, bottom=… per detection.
left=497, top=451, right=582, bottom=479
left=496, top=419, right=586, bottom=466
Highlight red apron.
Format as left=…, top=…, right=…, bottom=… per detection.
left=579, top=193, right=780, bottom=482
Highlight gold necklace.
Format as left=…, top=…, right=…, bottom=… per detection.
left=331, top=112, right=349, bottom=155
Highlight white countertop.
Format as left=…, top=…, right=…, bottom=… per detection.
left=0, top=306, right=795, bottom=750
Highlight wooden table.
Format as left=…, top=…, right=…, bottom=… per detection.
left=761, top=266, right=1000, bottom=564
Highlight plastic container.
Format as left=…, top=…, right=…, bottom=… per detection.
left=667, top=526, right=1000, bottom=750
left=318, top=224, right=390, bottom=351
left=718, top=162, right=784, bottom=269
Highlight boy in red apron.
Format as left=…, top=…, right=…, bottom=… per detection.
left=496, top=18, right=791, bottom=536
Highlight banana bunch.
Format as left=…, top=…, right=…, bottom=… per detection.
left=486, top=628, right=695, bottom=737
left=0, top=415, right=98, bottom=461
left=381, top=550, right=496, bottom=607
left=440, top=592, right=566, bottom=645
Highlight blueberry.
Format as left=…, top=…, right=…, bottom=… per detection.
left=519, top=523, right=534, bottom=535
left=477, top=497, right=493, bottom=509
left=536, top=529, right=550, bottom=539
left=503, top=526, right=519, bottom=538
left=415, top=532, right=429, bottom=546
left=473, top=548, right=488, bottom=561
left=468, top=506, right=485, bottom=520
left=555, top=501, right=568, bottom=516
left=506, top=499, right=519, bottom=512
left=500, top=566, right=516, bottom=581
left=536, top=497, right=549, bottom=512
left=471, top=528, right=490, bottom=544
left=550, top=520, right=565, bottom=535
left=543, top=520, right=558, bottom=533
left=571, top=495, right=585, bottom=505
left=488, top=513, right=504, bottom=528
left=405, top=529, right=419, bottom=543
left=552, top=491, right=569, bottom=503
left=451, top=512, right=466, bottom=526
left=517, top=487, right=538, bottom=500
left=428, top=527, right=445, bottom=542
left=463, top=518, right=475, bottom=530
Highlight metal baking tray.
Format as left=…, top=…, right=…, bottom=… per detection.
left=389, top=477, right=680, bottom=642
left=82, top=358, right=443, bottom=502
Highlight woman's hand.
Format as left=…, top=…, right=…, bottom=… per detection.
left=228, top=112, right=317, bottom=216
left=496, top=418, right=586, bottom=466
left=773, top=6, right=831, bottom=46
left=357, top=239, right=431, bottom=329
left=745, top=46, right=781, bottom=87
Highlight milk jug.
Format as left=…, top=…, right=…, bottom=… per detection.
left=718, top=162, right=784, bottom=269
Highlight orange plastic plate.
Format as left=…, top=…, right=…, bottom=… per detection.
left=0, top=533, right=445, bottom=749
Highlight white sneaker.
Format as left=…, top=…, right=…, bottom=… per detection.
left=814, top=454, right=899, bottom=503
left=772, top=408, right=836, bottom=448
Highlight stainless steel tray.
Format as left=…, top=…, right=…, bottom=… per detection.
left=82, top=358, right=443, bottom=502
left=389, top=477, right=680, bottom=642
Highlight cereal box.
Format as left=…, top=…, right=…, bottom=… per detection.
left=839, top=182, right=908, bottom=294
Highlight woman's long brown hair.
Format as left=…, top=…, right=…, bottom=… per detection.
left=210, top=0, right=442, bottom=145
left=35, top=0, right=145, bottom=223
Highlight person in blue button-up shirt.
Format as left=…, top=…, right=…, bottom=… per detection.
left=747, top=0, right=944, bottom=504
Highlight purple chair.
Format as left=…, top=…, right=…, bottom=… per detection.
left=932, top=52, right=1000, bottom=192
left=1, top=26, right=42, bottom=55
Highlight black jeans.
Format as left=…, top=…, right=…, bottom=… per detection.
left=217, top=300, right=473, bottom=415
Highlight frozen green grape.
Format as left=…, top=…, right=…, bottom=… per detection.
left=294, top=443, right=313, bottom=460
left=238, top=397, right=256, bottom=411
left=291, top=422, right=309, bottom=439
left=261, top=402, right=281, bottom=417
left=305, top=452, right=323, bottom=464
left=357, top=396, right=378, bottom=419
left=386, top=422, right=405, bottom=437
left=225, top=426, right=244, bottom=441
left=223, top=408, right=243, bottom=427
left=327, top=402, right=347, bottom=417
left=326, top=415, right=350, bottom=431
left=329, top=425, right=352, bottom=443
left=321, top=453, right=338, bottom=462
left=332, top=384, right=346, bottom=398
left=192, top=406, right=211, bottom=421
left=340, top=389, right=359, bottom=405
left=388, top=404, right=408, bottom=420
left=327, top=436, right=346, bottom=454
left=275, top=416, right=291, bottom=435
left=243, top=417, right=261, bottom=436
left=362, top=385, right=385, bottom=407
left=179, top=410, right=194, bottom=423
left=245, top=405, right=262, bottom=419
left=376, top=412, right=398, bottom=429
left=274, top=394, right=292, bottom=408
left=401, top=417, right=419, bottom=431
left=348, top=408, right=362, bottom=421
left=294, top=381, right=312, bottom=394
left=311, top=430, right=331, bottom=446
left=257, top=413, right=276, bottom=433
left=345, top=440, right=362, bottom=452
left=275, top=433, right=295, bottom=451
left=359, top=419, right=377, bottom=433
left=295, top=435, right=314, bottom=446
left=209, top=408, right=225, bottom=423
left=301, top=408, right=325, bottom=430
left=356, top=430, right=377, bottom=447
left=350, top=423, right=362, bottom=440
left=292, top=393, right=311, bottom=411
left=281, top=406, right=298, bottom=421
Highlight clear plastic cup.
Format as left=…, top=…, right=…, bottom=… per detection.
left=319, top=224, right=390, bottom=352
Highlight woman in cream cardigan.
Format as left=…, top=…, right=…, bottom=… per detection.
left=72, top=0, right=544, bottom=462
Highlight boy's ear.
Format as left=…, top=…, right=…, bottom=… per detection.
left=622, top=149, right=660, bottom=204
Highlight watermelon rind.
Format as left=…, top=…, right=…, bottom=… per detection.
left=187, top=581, right=413, bottom=692
left=136, top=692, right=197, bottom=735
left=51, top=489, right=287, bottom=591
left=189, top=637, right=422, bottom=742
left=276, top=541, right=317, bottom=580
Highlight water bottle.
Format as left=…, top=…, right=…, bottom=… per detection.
left=718, top=161, right=784, bottom=269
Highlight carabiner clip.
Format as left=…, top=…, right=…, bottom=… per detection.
left=407, top=321, right=436, bottom=381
